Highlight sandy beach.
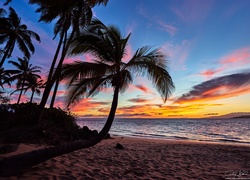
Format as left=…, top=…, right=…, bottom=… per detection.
left=1, top=137, right=250, bottom=180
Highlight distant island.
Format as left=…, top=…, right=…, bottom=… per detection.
left=232, top=115, right=250, bottom=119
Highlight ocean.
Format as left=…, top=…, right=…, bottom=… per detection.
left=76, top=118, right=250, bottom=145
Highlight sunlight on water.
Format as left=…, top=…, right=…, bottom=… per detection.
left=76, top=118, right=250, bottom=144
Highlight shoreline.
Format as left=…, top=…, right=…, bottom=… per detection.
left=77, top=118, right=250, bottom=146
left=1, top=136, right=250, bottom=179
left=111, top=135, right=250, bottom=147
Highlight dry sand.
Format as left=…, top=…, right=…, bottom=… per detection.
left=1, top=137, right=250, bottom=180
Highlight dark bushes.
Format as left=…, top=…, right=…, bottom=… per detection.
left=0, top=103, right=98, bottom=145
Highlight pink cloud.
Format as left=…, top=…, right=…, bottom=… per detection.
left=53, top=100, right=65, bottom=108
left=128, top=98, right=150, bottom=103
left=220, top=47, right=250, bottom=65
left=198, top=47, right=250, bottom=78
left=63, top=57, right=76, bottom=64
left=122, top=44, right=133, bottom=63
left=55, top=90, right=66, bottom=96
left=10, top=93, right=29, bottom=104
left=136, top=4, right=178, bottom=36
left=171, top=0, right=213, bottom=24
left=134, top=84, right=150, bottom=93
left=157, top=21, right=178, bottom=36
left=162, top=40, right=193, bottom=70
left=84, top=54, right=93, bottom=62
left=198, top=68, right=224, bottom=79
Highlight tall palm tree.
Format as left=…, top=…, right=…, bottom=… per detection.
left=0, top=7, right=40, bottom=68
left=0, top=67, right=11, bottom=89
left=27, top=0, right=108, bottom=110
left=8, top=57, right=41, bottom=104
left=16, top=75, right=45, bottom=103
left=62, top=18, right=174, bottom=137
left=0, top=20, right=174, bottom=177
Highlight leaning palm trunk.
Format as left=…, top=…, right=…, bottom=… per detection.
left=0, top=86, right=119, bottom=177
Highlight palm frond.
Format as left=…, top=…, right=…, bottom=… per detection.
left=125, top=47, right=174, bottom=102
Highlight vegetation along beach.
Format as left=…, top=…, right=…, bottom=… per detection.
left=0, top=0, right=250, bottom=179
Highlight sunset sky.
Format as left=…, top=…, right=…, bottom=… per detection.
left=2, top=0, right=250, bottom=118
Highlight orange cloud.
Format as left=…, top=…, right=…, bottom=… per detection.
left=70, top=99, right=110, bottom=116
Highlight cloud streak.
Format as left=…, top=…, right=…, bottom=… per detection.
left=171, top=0, right=213, bottom=24
left=157, top=21, right=178, bottom=36
left=162, top=40, right=193, bottom=70
left=198, top=47, right=250, bottom=78
left=176, top=72, right=250, bottom=104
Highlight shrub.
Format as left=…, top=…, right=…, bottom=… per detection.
left=0, top=103, right=96, bottom=145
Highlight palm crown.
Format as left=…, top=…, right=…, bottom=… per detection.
left=8, top=57, right=41, bottom=103
left=0, top=7, right=40, bottom=68
left=62, top=19, right=174, bottom=107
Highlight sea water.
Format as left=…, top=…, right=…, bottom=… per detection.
left=76, top=118, right=250, bottom=145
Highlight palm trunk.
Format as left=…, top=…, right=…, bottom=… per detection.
left=47, top=33, right=63, bottom=84
left=0, top=86, right=120, bottom=177
left=30, top=91, right=34, bottom=103
left=37, top=30, right=64, bottom=111
left=38, top=28, right=76, bottom=119
left=37, top=31, right=69, bottom=119
left=49, top=77, right=59, bottom=108
left=17, top=82, right=24, bottom=104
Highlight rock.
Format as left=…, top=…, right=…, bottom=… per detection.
left=115, top=143, right=124, bottom=150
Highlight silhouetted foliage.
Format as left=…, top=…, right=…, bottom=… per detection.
left=0, top=103, right=98, bottom=145
left=0, top=7, right=40, bottom=68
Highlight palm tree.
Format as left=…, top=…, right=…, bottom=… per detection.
left=0, top=7, right=40, bottom=68
left=27, top=0, right=108, bottom=110
left=62, top=18, right=174, bottom=137
left=0, top=20, right=174, bottom=177
left=8, top=57, right=41, bottom=104
left=24, top=76, right=44, bottom=103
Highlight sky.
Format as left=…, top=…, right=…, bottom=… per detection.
left=1, top=0, right=250, bottom=118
